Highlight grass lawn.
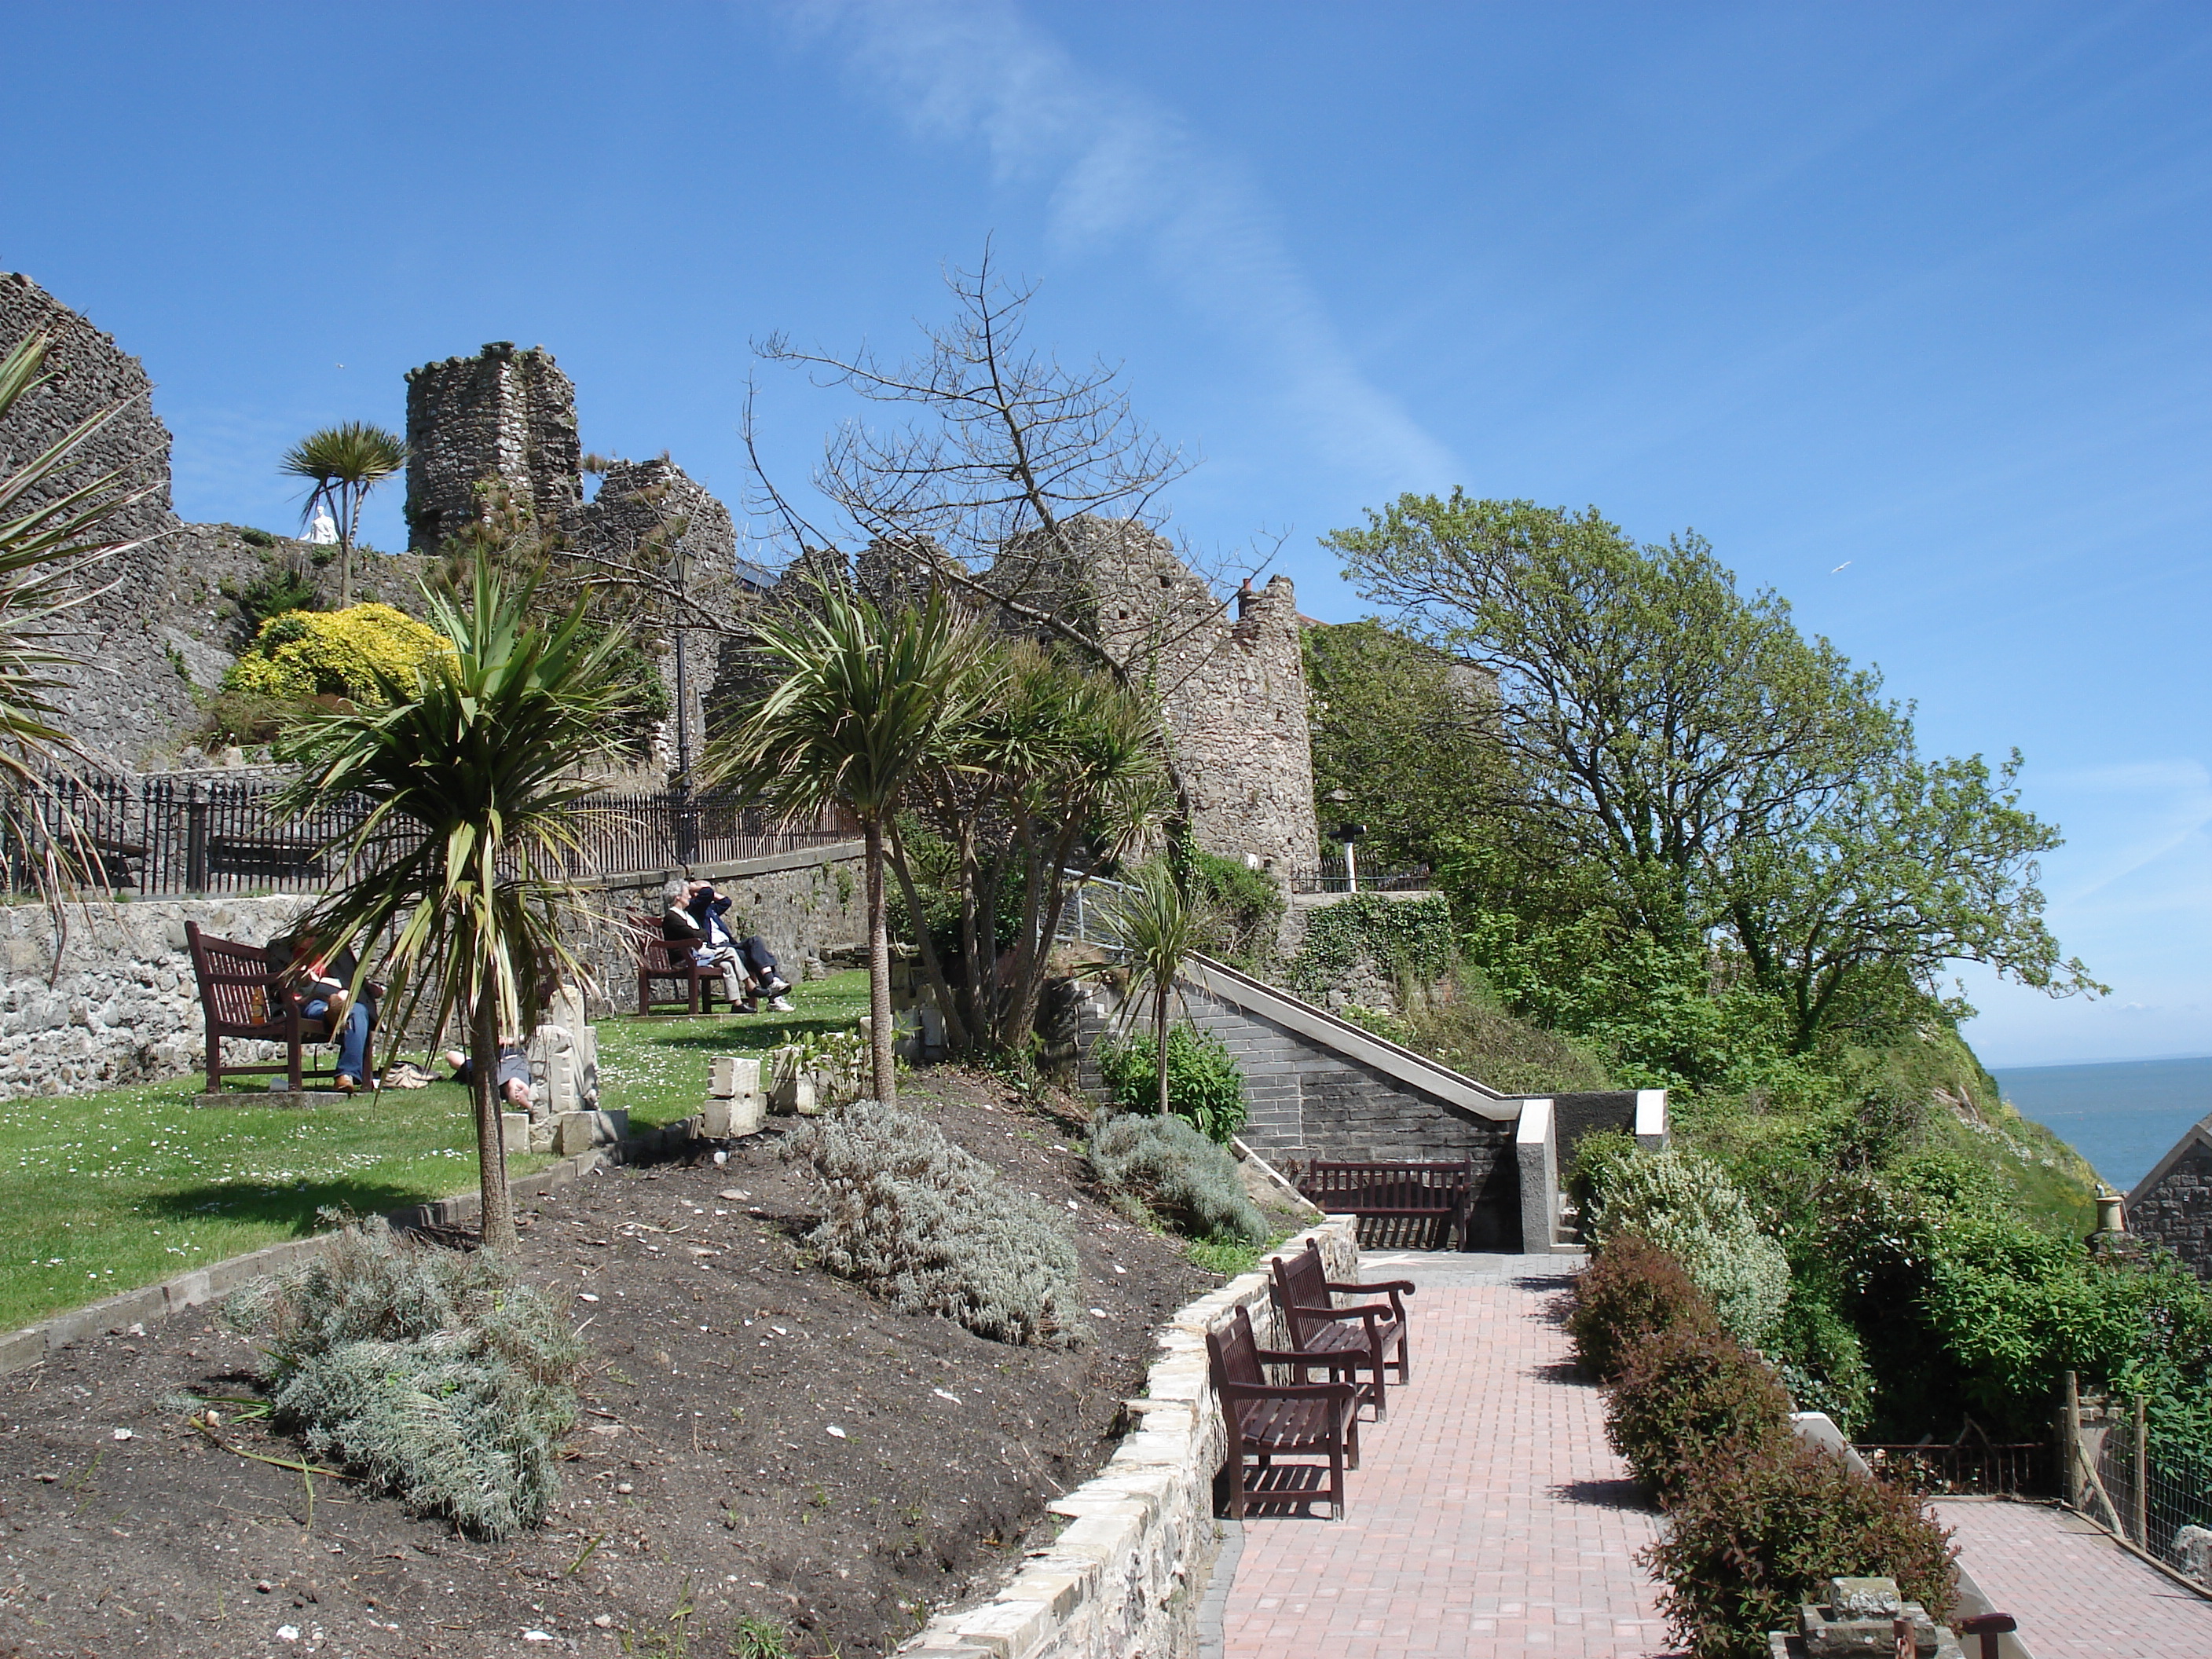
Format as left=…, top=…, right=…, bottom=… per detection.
left=0, top=969, right=870, bottom=1331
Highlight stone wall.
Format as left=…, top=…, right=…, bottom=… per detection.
left=403, top=342, right=583, bottom=551
left=987, top=517, right=1320, bottom=876
left=0, top=893, right=313, bottom=1101
left=0, top=837, right=865, bottom=1100
left=1079, top=957, right=1525, bottom=1249
left=2127, top=1122, right=2212, bottom=1278
left=901, top=1220, right=1358, bottom=1659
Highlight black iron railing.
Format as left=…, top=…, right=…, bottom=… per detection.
left=1287, top=859, right=1432, bottom=895
left=0, top=773, right=849, bottom=897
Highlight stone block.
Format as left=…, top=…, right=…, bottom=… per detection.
left=947, top=1598, right=1055, bottom=1658
left=501, top=1111, right=530, bottom=1156
left=709, top=1055, right=760, bottom=1098
left=554, top=1108, right=629, bottom=1155
left=163, top=1270, right=212, bottom=1314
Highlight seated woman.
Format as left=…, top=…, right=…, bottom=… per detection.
left=661, top=877, right=795, bottom=1013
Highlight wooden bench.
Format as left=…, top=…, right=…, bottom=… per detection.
left=1207, top=1303, right=1361, bottom=1520
left=1270, top=1239, right=1414, bottom=1420
left=1297, top=1159, right=1476, bottom=1251
left=632, top=912, right=728, bottom=1016
left=184, top=921, right=371, bottom=1093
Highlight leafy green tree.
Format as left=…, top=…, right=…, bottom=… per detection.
left=711, top=581, right=991, bottom=1104
left=281, top=422, right=406, bottom=607
left=1725, top=745, right=2099, bottom=1050
left=275, top=549, right=639, bottom=1250
left=1329, top=491, right=2093, bottom=1051
left=1302, top=617, right=1500, bottom=870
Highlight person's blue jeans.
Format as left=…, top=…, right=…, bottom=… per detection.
left=302, top=998, right=371, bottom=1083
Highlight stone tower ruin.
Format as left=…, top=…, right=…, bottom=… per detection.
left=403, top=342, right=582, bottom=550
left=986, top=516, right=1321, bottom=875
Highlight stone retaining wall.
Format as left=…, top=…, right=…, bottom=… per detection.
left=0, top=893, right=313, bottom=1101
left=0, top=839, right=866, bottom=1101
left=900, top=1218, right=1360, bottom=1659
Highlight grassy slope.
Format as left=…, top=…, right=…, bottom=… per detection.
left=0, top=970, right=870, bottom=1331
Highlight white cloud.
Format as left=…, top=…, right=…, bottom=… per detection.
left=786, top=0, right=1457, bottom=490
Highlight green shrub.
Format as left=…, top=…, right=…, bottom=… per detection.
left=1183, top=848, right=1287, bottom=969
left=1287, top=892, right=1456, bottom=998
left=1606, top=1322, right=1793, bottom=1505
left=1566, top=1234, right=1722, bottom=1380
left=788, top=1101, right=1084, bottom=1346
left=1771, top=1290, right=1873, bottom=1436
left=1585, top=1145, right=1792, bottom=1351
left=1093, top=1025, right=1247, bottom=1141
left=225, top=1221, right=581, bottom=1538
left=224, top=602, right=450, bottom=701
left=1645, top=1441, right=1957, bottom=1658
left=1090, top=1111, right=1269, bottom=1244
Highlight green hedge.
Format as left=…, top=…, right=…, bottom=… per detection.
left=1287, top=892, right=1455, bottom=997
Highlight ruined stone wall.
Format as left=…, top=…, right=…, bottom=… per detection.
left=987, top=517, right=1320, bottom=874
left=582, top=457, right=742, bottom=775
left=403, top=342, right=582, bottom=551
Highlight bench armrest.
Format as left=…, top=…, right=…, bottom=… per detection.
left=1327, top=1278, right=1415, bottom=1295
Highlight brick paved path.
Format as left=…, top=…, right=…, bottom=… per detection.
left=1219, top=1254, right=1673, bottom=1659
left=1936, top=1498, right=2212, bottom=1658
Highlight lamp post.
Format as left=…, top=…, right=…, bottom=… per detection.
left=670, top=533, right=696, bottom=865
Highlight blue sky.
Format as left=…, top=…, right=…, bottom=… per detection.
left=5, top=2, right=2207, bottom=1066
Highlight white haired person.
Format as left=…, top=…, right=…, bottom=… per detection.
left=661, top=877, right=794, bottom=1013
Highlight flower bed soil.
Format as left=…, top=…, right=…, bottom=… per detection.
left=0, top=1073, right=1225, bottom=1657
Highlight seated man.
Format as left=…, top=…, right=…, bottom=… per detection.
left=265, top=928, right=379, bottom=1093
left=661, top=877, right=794, bottom=1013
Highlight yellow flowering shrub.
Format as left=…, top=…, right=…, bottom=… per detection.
left=223, top=604, right=449, bottom=702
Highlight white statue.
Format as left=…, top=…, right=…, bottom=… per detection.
left=304, top=509, right=339, bottom=546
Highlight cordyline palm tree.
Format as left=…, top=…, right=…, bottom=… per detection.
left=0, top=333, right=159, bottom=900
left=281, top=421, right=406, bottom=607
left=711, top=579, right=991, bottom=1106
left=274, top=548, right=639, bottom=1249
left=1111, top=857, right=1209, bottom=1118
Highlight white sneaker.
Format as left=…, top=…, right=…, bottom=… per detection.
left=768, top=997, right=795, bottom=1013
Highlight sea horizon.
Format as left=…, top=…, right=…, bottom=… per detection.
left=1990, top=1055, right=2212, bottom=1193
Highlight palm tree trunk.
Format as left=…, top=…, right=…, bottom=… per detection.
left=863, top=816, right=896, bottom=1104
left=471, top=982, right=516, bottom=1249
left=1155, top=981, right=1170, bottom=1117
left=337, top=485, right=356, bottom=609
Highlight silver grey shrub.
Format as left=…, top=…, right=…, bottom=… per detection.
left=786, top=1100, right=1085, bottom=1347
left=1089, top=1112, right=1269, bottom=1245
left=225, top=1220, right=581, bottom=1538
left=1585, top=1148, right=1792, bottom=1352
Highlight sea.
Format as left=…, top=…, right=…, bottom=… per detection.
left=1989, top=1057, right=2212, bottom=1192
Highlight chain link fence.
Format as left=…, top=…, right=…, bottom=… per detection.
left=2063, top=1373, right=2212, bottom=1588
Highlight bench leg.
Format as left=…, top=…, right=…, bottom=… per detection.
left=1328, top=1428, right=1348, bottom=1521
left=1227, top=1448, right=1247, bottom=1520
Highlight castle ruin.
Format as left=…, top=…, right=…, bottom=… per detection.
left=0, top=284, right=1323, bottom=877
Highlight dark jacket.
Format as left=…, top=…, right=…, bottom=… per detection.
left=661, top=903, right=709, bottom=947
